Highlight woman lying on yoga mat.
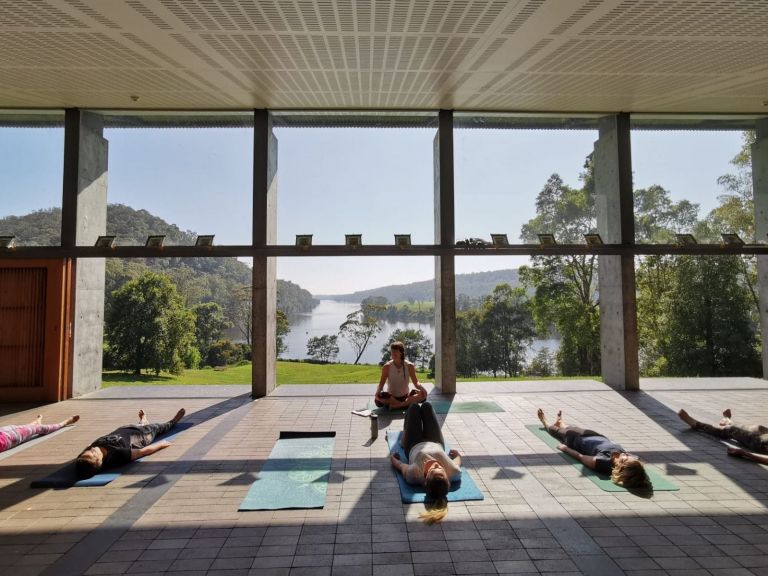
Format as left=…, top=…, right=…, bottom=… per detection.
left=389, top=402, right=461, bottom=523
left=0, top=414, right=80, bottom=453
left=537, top=408, right=651, bottom=490
left=375, top=341, right=427, bottom=409
left=75, top=408, right=185, bottom=479
left=678, top=408, right=768, bottom=464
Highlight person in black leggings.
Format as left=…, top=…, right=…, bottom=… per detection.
left=678, top=408, right=768, bottom=464
left=389, top=402, right=461, bottom=523
left=537, top=408, right=651, bottom=490
left=75, top=408, right=184, bottom=479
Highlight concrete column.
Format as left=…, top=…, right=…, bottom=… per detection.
left=594, top=114, right=639, bottom=390
left=434, top=110, right=456, bottom=394
left=753, top=119, right=768, bottom=378
left=63, top=110, right=108, bottom=397
left=251, top=110, right=278, bottom=398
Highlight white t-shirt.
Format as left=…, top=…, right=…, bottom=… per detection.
left=401, top=441, right=461, bottom=486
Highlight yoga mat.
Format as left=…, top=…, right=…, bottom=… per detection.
left=239, top=431, right=336, bottom=511
left=357, top=400, right=504, bottom=416
left=0, top=425, right=75, bottom=462
left=31, top=421, right=195, bottom=489
left=386, top=430, right=484, bottom=503
left=526, top=425, right=679, bottom=492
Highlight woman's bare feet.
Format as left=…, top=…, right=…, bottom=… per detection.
left=171, top=408, right=185, bottom=425
left=554, top=410, right=563, bottom=427
left=138, top=410, right=148, bottom=425
left=35, top=414, right=43, bottom=425
left=723, top=408, right=732, bottom=419
left=677, top=409, right=697, bottom=428
left=63, top=415, right=79, bottom=426
left=537, top=408, right=547, bottom=427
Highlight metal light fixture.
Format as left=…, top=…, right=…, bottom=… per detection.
left=675, top=234, right=697, bottom=246
left=145, top=235, right=166, bottom=248
left=394, top=234, right=411, bottom=249
left=345, top=234, right=362, bottom=249
left=0, top=235, right=17, bottom=249
left=295, top=234, right=313, bottom=250
left=491, top=234, right=509, bottom=248
left=195, top=235, right=215, bottom=247
left=721, top=233, right=744, bottom=246
left=537, top=233, right=557, bottom=247
left=94, top=235, right=116, bottom=248
left=584, top=233, right=603, bottom=246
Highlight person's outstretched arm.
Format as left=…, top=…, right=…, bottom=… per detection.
left=557, top=443, right=596, bottom=469
left=448, top=448, right=462, bottom=468
left=729, top=447, right=768, bottom=465
left=130, top=440, right=171, bottom=461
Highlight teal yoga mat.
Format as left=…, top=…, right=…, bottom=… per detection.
left=526, top=425, right=679, bottom=492
left=239, top=431, right=336, bottom=511
left=30, top=421, right=194, bottom=489
left=386, top=430, right=484, bottom=503
left=362, top=400, right=504, bottom=415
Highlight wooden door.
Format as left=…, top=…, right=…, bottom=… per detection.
left=0, top=260, right=72, bottom=402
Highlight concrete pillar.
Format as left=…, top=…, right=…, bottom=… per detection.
left=594, top=114, right=639, bottom=390
left=63, top=110, right=108, bottom=397
left=434, top=110, right=457, bottom=394
left=251, top=110, right=278, bottom=398
left=753, top=119, right=768, bottom=378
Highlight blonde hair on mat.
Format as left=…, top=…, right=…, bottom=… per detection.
left=419, top=497, right=448, bottom=524
left=611, top=458, right=651, bottom=491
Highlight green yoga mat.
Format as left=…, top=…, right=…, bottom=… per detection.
left=239, top=431, right=335, bottom=510
left=362, top=400, right=504, bottom=415
left=526, top=425, right=679, bottom=492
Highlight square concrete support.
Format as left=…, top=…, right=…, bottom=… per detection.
left=434, top=110, right=456, bottom=394
left=753, top=119, right=768, bottom=378
left=252, top=110, right=278, bottom=398
left=594, top=114, right=639, bottom=391
left=63, top=110, right=108, bottom=397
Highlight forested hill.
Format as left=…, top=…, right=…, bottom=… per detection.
left=0, top=206, right=318, bottom=315
left=320, top=269, right=521, bottom=303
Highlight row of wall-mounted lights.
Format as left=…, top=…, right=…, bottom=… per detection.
left=0, top=232, right=750, bottom=250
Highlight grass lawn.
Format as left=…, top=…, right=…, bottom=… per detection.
left=102, top=362, right=599, bottom=387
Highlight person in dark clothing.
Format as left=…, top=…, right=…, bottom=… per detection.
left=537, top=408, right=651, bottom=490
left=75, top=408, right=185, bottom=479
left=678, top=408, right=768, bottom=464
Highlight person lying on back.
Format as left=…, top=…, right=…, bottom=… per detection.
left=75, top=408, right=184, bottom=479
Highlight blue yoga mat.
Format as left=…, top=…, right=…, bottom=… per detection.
left=239, top=431, right=336, bottom=511
left=386, top=430, right=484, bottom=503
left=30, top=421, right=195, bottom=488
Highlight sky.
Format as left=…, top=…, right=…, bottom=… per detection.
left=0, top=124, right=745, bottom=295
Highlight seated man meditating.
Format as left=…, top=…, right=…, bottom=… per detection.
left=375, top=341, right=427, bottom=409
left=538, top=408, right=651, bottom=490
left=678, top=408, right=768, bottom=464
left=75, top=408, right=184, bottom=479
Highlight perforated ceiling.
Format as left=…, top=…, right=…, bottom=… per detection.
left=0, top=0, right=767, bottom=112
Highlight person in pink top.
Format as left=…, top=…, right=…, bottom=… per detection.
left=374, top=341, right=427, bottom=409
left=0, top=413, right=79, bottom=453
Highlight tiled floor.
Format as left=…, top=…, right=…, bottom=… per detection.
left=2, top=379, right=768, bottom=575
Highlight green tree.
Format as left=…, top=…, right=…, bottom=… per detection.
left=306, top=335, right=339, bottom=363
left=520, top=170, right=600, bottom=375
left=455, top=309, right=484, bottom=377
left=478, top=284, right=535, bottom=377
left=276, top=309, right=290, bottom=358
left=192, top=302, right=231, bottom=364
left=105, top=272, right=195, bottom=375
left=379, top=328, right=433, bottom=369
left=527, top=348, right=555, bottom=377
left=663, top=256, right=760, bottom=376
left=339, top=303, right=385, bottom=364
left=207, top=339, right=243, bottom=367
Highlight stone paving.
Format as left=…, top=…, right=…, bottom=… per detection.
left=1, top=379, right=768, bottom=575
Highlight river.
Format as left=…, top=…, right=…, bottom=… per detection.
left=282, top=299, right=559, bottom=365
